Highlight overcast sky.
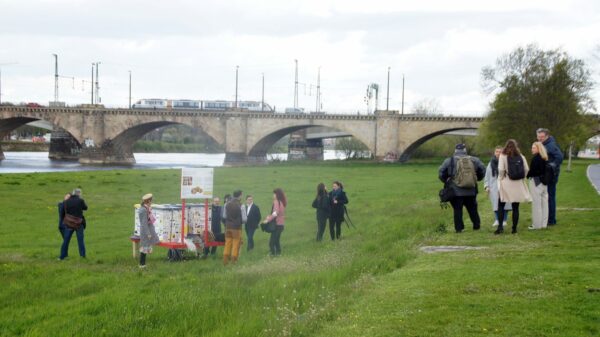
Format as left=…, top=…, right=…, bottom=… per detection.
left=1, top=0, right=599, bottom=115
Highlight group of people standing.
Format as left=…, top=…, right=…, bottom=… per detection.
left=439, top=128, right=563, bottom=234
left=312, top=181, right=349, bottom=241
left=218, top=188, right=287, bottom=265
left=135, top=188, right=287, bottom=268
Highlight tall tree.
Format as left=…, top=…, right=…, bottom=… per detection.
left=411, top=98, right=442, bottom=116
left=335, top=137, right=369, bottom=159
left=479, top=44, right=596, bottom=151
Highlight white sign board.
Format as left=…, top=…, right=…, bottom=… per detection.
left=181, top=168, right=214, bottom=199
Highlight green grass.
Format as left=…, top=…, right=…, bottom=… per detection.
left=0, top=160, right=598, bottom=336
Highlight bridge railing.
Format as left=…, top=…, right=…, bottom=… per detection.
left=0, top=106, right=490, bottom=122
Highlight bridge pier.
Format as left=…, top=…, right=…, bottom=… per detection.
left=48, top=128, right=81, bottom=161
left=288, top=130, right=307, bottom=161
left=305, top=139, right=324, bottom=160
left=79, top=140, right=136, bottom=165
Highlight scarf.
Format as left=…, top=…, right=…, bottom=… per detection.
left=490, top=156, right=499, bottom=177
left=330, top=188, right=343, bottom=202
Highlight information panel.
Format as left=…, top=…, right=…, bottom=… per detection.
left=180, top=168, right=213, bottom=199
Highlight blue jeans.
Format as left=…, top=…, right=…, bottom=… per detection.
left=60, top=227, right=85, bottom=259
left=547, top=174, right=559, bottom=225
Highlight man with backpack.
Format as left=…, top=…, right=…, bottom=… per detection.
left=536, top=128, right=563, bottom=226
left=439, top=144, right=486, bottom=233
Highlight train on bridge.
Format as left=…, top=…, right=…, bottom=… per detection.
left=131, top=99, right=274, bottom=112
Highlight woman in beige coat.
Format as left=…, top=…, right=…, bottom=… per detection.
left=495, top=139, right=531, bottom=234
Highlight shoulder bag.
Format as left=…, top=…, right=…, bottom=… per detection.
left=439, top=157, right=456, bottom=205
left=63, top=202, right=83, bottom=230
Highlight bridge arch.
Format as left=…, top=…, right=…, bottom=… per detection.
left=0, top=116, right=82, bottom=160
left=399, top=127, right=478, bottom=162
left=98, top=121, right=225, bottom=164
left=246, top=122, right=375, bottom=159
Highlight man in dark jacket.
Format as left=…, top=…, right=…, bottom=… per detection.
left=244, top=195, right=261, bottom=251
left=59, top=188, right=88, bottom=260
left=203, top=197, right=223, bottom=258
left=439, top=144, right=486, bottom=233
left=537, top=128, right=564, bottom=226
left=223, top=190, right=244, bottom=265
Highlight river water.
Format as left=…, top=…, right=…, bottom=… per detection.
left=0, top=151, right=347, bottom=174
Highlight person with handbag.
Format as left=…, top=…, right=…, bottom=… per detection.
left=495, top=139, right=531, bottom=234
left=312, top=183, right=330, bottom=242
left=138, top=193, right=160, bottom=268
left=526, top=142, right=549, bottom=230
left=59, top=188, right=88, bottom=260
left=263, top=188, right=287, bottom=256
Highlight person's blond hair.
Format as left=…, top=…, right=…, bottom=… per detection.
left=532, top=141, right=548, bottom=161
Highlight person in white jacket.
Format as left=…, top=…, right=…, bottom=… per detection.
left=496, top=139, right=531, bottom=234
left=484, top=146, right=511, bottom=227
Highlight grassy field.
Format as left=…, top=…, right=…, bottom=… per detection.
left=0, top=160, right=598, bottom=336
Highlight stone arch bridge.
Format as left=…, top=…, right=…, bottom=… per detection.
left=0, top=106, right=486, bottom=164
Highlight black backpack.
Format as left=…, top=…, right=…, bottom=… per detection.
left=540, top=161, right=556, bottom=185
left=507, top=155, right=525, bottom=180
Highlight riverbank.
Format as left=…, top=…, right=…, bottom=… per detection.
left=0, top=141, right=48, bottom=151
left=0, top=160, right=598, bottom=336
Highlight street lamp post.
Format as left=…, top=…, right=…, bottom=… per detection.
left=386, top=66, right=390, bottom=111
left=53, top=54, right=58, bottom=102
left=234, top=65, right=239, bottom=108
left=95, top=62, right=101, bottom=104
left=401, top=74, right=405, bottom=115
left=128, top=70, right=132, bottom=109
left=91, top=63, right=95, bottom=105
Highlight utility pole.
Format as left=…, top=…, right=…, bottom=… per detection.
left=386, top=67, right=390, bottom=111
left=294, top=59, right=298, bottom=109
left=128, top=70, right=132, bottom=109
left=261, top=72, right=265, bottom=112
left=95, top=62, right=101, bottom=104
left=91, top=63, right=95, bottom=104
left=401, top=74, right=405, bottom=115
left=234, top=65, right=239, bottom=108
left=316, top=67, right=321, bottom=113
left=53, top=54, right=58, bottom=102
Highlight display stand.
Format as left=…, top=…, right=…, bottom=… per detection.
left=130, top=168, right=214, bottom=258
left=161, top=168, right=215, bottom=252
left=158, top=199, right=188, bottom=250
